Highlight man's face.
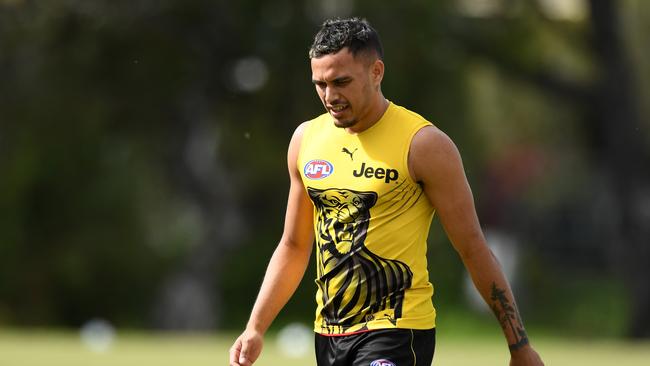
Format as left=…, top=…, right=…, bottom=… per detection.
left=310, top=48, right=382, bottom=130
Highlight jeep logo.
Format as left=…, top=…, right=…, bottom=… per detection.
left=352, top=162, right=399, bottom=183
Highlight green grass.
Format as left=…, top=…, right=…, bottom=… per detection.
left=1, top=328, right=649, bottom=366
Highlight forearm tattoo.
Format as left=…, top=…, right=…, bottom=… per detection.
left=490, top=282, right=529, bottom=351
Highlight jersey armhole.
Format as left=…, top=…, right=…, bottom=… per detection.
left=403, top=122, right=434, bottom=186
left=296, top=120, right=313, bottom=174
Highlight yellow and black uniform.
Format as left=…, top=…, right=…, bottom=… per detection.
left=298, top=102, right=437, bottom=336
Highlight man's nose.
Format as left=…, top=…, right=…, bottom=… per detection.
left=324, top=86, right=339, bottom=104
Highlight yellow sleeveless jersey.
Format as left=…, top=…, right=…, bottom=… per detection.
left=298, top=101, right=437, bottom=335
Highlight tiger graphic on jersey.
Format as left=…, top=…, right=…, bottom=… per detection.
left=307, top=187, right=413, bottom=330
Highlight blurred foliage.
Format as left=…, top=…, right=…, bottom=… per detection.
left=1, top=0, right=649, bottom=338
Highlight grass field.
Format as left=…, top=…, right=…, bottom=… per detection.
left=1, top=328, right=649, bottom=366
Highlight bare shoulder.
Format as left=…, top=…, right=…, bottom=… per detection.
left=288, top=121, right=311, bottom=173
left=410, top=125, right=463, bottom=182
left=289, top=121, right=311, bottom=150
left=295, top=120, right=310, bottom=135
left=290, top=121, right=309, bottom=143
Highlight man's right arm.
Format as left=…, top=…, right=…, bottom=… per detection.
left=229, top=123, right=315, bottom=366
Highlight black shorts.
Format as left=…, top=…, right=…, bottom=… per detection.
left=315, top=328, right=436, bottom=366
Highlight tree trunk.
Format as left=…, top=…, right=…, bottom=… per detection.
left=588, top=0, right=650, bottom=338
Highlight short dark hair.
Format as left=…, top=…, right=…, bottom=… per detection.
left=309, top=17, right=384, bottom=60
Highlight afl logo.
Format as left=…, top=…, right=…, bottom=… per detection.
left=304, top=159, right=334, bottom=179
left=370, top=360, right=395, bottom=366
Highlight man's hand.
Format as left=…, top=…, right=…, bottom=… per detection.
left=510, top=345, right=544, bottom=366
left=229, top=329, right=264, bottom=366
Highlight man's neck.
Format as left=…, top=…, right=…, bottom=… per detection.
left=345, top=95, right=389, bottom=134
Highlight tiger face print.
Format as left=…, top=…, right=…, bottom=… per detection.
left=308, top=187, right=413, bottom=330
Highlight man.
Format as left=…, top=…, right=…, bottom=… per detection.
left=229, top=18, right=544, bottom=366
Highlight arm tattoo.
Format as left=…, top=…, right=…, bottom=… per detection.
left=490, top=282, right=529, bottom=351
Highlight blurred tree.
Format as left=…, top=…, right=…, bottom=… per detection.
left=0, top=0, right=316, bottom=329
left=451, top=0, right=649, bottom=337
left=0, top=0, right=648, bottom=338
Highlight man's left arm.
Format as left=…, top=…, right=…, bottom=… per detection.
left=409, top=126, right=544, bottom=366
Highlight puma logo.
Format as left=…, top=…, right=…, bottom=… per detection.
left=341, top=147, right=358, bottom=161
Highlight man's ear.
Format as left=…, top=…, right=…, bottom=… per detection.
left=371, top=59, right=384, bottom=86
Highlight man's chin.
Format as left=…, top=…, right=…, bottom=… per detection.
left=332, top=117, right=357, bottom=129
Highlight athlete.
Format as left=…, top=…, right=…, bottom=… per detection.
left=230, top=18, right=544, bottom=366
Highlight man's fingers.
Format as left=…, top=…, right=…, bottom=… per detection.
left=230, top=331, right=262, bottom=366
left=239, top=339, right=252, bottom=366
left=229, top=338, right=242, bottom=366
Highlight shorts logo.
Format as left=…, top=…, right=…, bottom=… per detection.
left=304, top=159, right=334, bottom=179
left=370, top=360, right=396, bottom=366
